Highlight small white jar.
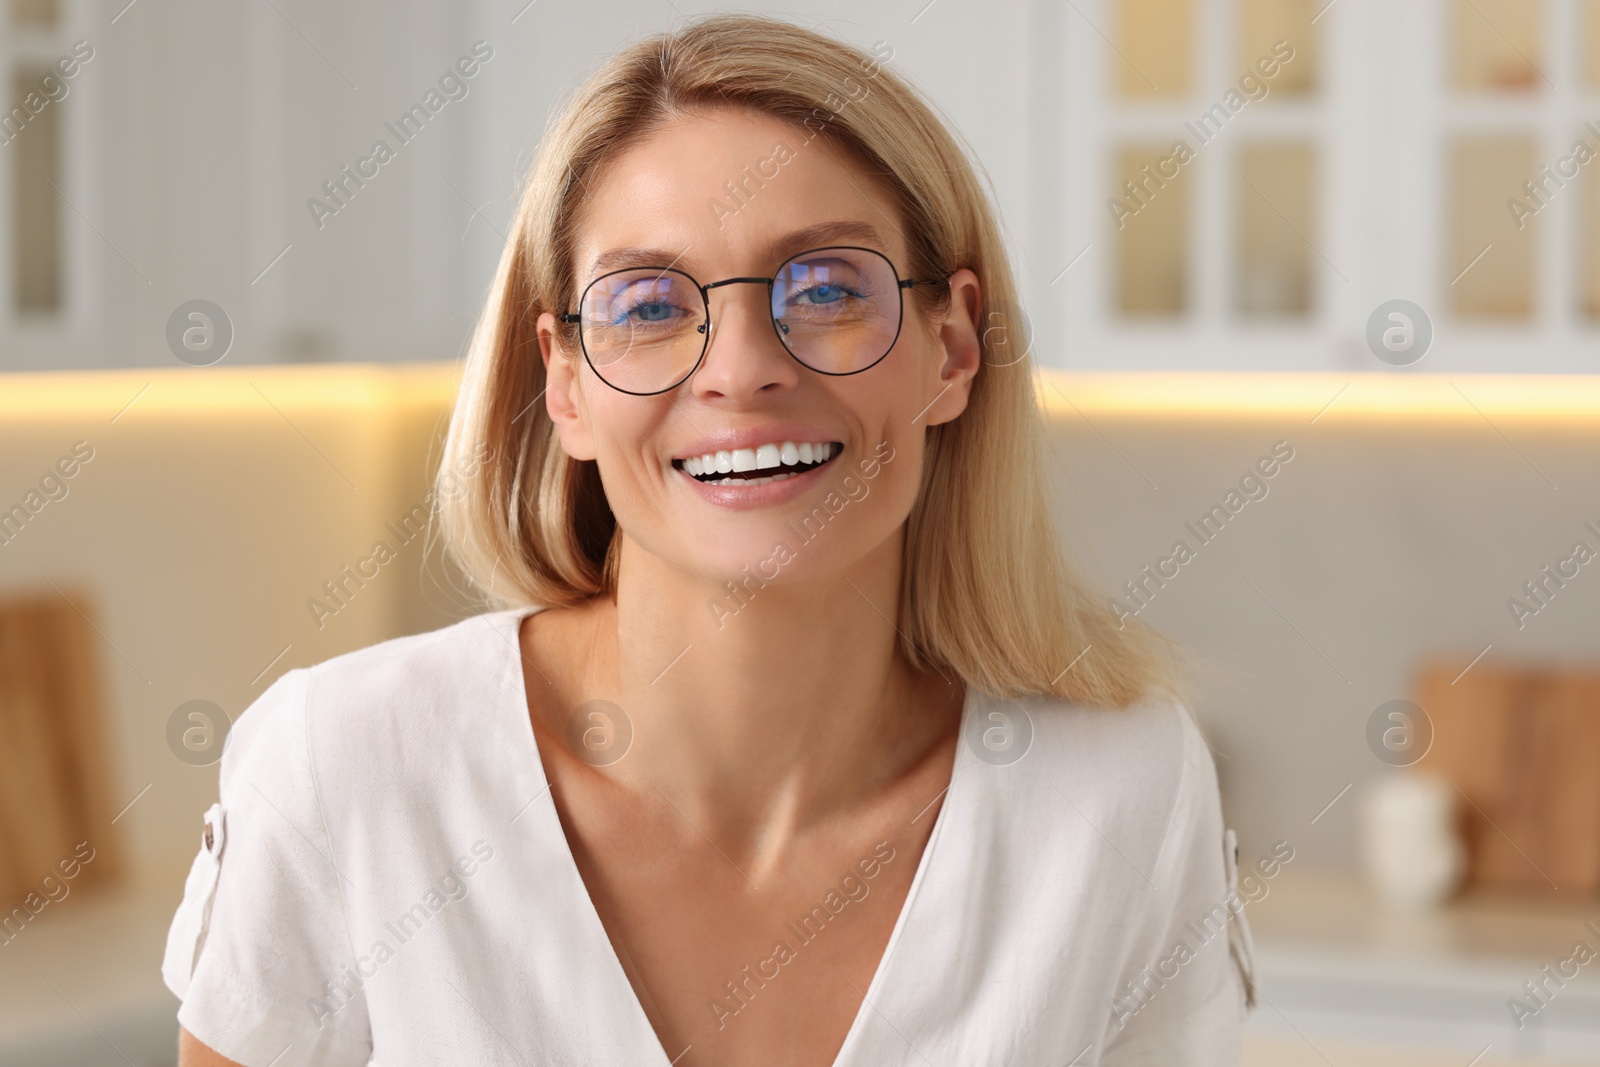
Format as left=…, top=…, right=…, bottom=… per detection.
left=1360, top=771, right=1465, bottom=910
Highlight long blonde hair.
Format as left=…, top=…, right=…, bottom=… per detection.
left=435, top=12, right=1186, bottom=709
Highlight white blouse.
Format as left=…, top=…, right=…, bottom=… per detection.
left=163, top=605, right=1256, bottom=1066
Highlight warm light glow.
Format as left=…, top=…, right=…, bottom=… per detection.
left=0, top=362, right=461, bottom=421
left=1035, top=369, right=1600, bottom=423
left=0, top=363, right=1595, bottom=424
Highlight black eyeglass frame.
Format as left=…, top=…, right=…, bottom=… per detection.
left=557, top=244, right=948, bottom=397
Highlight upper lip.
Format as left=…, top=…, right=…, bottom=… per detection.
left=670, top=425, right=842, bottom=462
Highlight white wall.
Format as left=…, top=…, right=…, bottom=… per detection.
left=1045, top=397, right=1600, bottom=873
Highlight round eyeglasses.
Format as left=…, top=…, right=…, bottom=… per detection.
left=558, top=245, right=947, bottom=396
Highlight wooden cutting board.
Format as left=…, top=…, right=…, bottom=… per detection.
left=1416, top=661, right=1600, bottom=894
left=0, top=589, right=123, bottom=906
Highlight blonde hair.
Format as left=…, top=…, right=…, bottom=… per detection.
left=435, top=12, right=1187, bottom=709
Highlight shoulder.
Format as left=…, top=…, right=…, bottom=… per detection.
left=969, top=689, right=1219, bottom=882
left=1014, top=689, right=1209, bottom=812
left=300, top=606, right=524, bottom=715
left=223, top=607, right=529, bottom=790
left=1025, top=689, right=1198, bottom=757
left=1032, top=690, right=1228, bottom=895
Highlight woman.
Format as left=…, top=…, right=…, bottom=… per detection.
left=165, top=13, right=1253, bottom=1066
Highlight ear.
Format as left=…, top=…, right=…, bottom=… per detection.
left=920, top=268, right=983, bottom=428
left=537, top=311, right=598, bottom=461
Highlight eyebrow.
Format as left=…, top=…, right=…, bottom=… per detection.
left=585, top=220, right=893, bottom=279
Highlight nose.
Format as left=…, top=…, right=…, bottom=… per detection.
left=689, top=281, right=801, bottom=401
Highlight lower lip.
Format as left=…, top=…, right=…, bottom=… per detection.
left=674, top=453, right=841, bottom=510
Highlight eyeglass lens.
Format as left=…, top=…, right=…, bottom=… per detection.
left=577, top=246, right=903, bottom=393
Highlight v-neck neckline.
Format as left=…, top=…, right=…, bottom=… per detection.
left=497, top=603, right=974, bottom=1067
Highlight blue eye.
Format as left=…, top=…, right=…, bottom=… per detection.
left=591, top=274, right=698, bottom=330
left=606, top=297, right=690, bottom=329
left=790, top=283, right=864, bottom=308
left=623, top=301, right=677, bottom=324
left=801, top=284, right=846, bottom=304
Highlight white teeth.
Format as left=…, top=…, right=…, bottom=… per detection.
left=676, top=439, right=839, bottom=480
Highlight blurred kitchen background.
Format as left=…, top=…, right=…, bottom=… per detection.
left=2, top=0, right=1599, bottom=1064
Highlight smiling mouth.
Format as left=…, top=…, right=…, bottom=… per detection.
left=673, top=441, right=843, bottom=487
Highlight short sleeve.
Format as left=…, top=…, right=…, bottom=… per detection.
left=161, top=667, right=373, bottom=1066
left=1098, top=704, right=1253, bottom=1066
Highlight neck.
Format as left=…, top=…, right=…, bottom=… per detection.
left=579, top=529, right=961, bottom=841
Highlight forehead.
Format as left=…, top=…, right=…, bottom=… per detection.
left=569, top=107, right=907, bottom=282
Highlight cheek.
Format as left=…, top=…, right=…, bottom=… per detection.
left=876, top=443, right=925, bottom=518
left=582, top=397, right=673, bottom=504
left=840, top=431, right=923, bottom=534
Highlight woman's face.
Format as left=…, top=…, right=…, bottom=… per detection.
left=537, top=107, right=980, bottom=597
